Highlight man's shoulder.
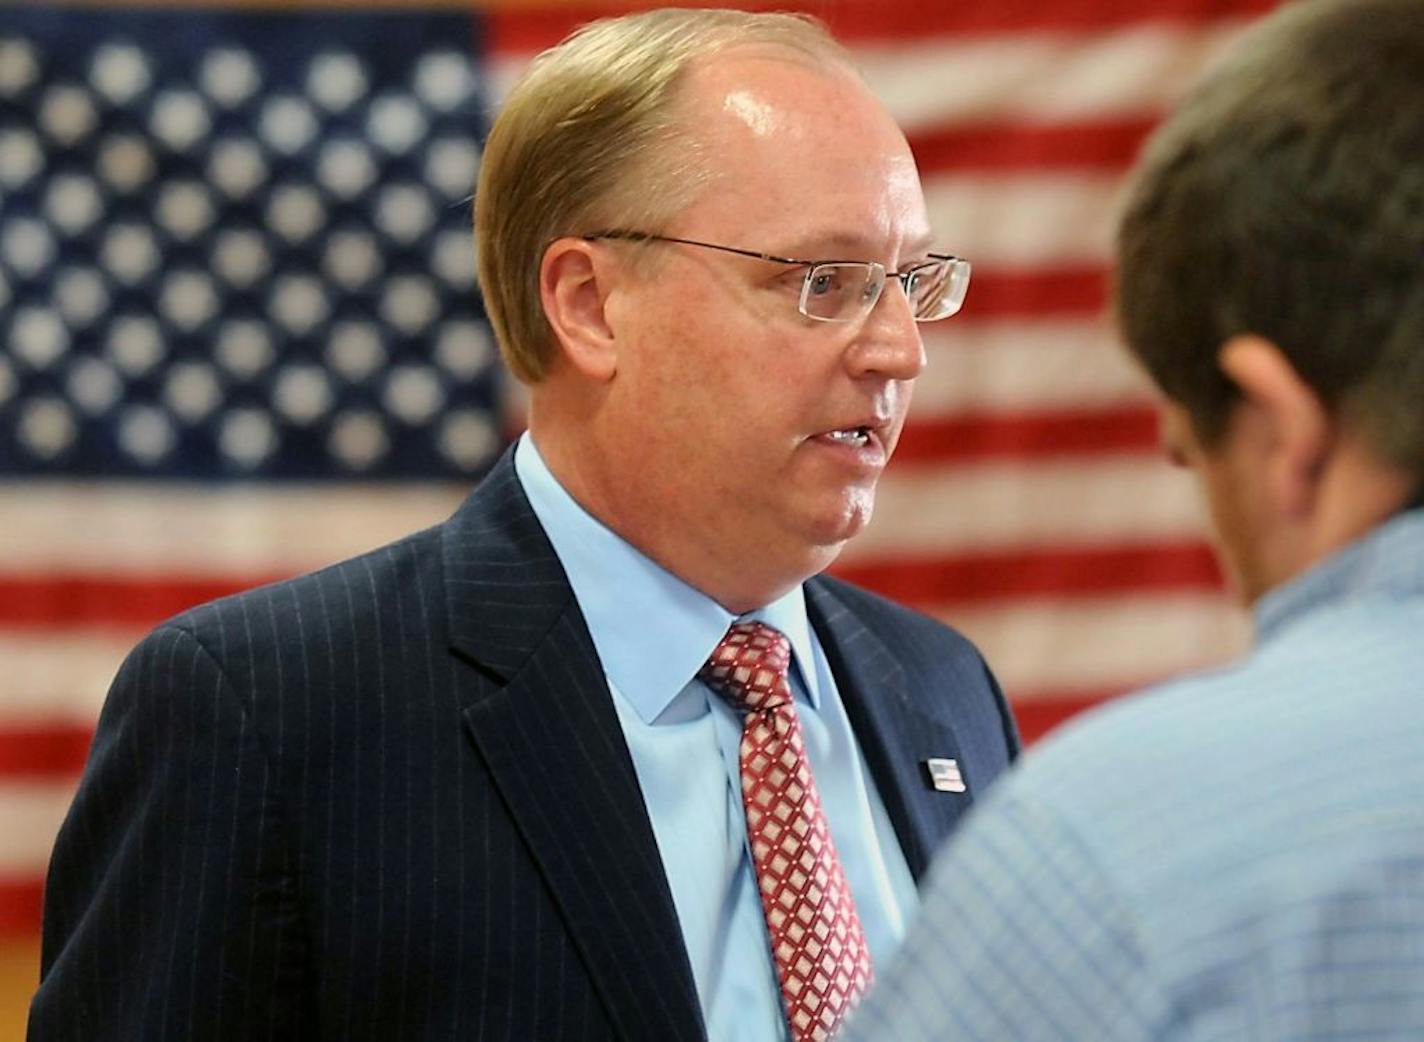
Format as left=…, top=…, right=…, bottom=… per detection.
left=155, top=450, right=529, bottom=646
left=986, top=621, right=1424, bottom=1018
left=808, top=570, right=1019, bottom=771
left=1028, top=596, right=1424, bottom=802
left=159, top=519, right=448, bottom=653
left=1010, top=662, right=1277, bottom=832
left=1007, top=618, right=1424, bottom=898
left=808, top=571, right=981, bottom=659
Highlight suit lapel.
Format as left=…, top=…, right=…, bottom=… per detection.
left=804, top=579, right=975, bottom=881
left=442, top=451, right=705, bottom=1041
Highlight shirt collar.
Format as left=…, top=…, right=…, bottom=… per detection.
left=1255, top=507, right=1424, bottom=642
left=514, top=432, right=822, bottom=723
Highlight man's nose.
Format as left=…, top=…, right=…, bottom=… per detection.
left=845, top=280, right=926, bottom=381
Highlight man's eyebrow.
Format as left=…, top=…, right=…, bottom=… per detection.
left=902, top=234, right=936, bottom=256
left=778, top=231, right=938, bottom=259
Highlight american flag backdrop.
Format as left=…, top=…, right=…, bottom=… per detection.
left=0, top=0, right=1275, bottom=1023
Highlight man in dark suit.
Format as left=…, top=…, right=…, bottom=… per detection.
left=30, top=10, right=1017, bottom=1041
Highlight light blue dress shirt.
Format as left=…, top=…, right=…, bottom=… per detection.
left=846, top=508, right=1424, bottom=1042
left=514, top=433, right=919, bottom=1042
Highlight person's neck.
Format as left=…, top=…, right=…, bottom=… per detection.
left=527, top=413, right=827, bottom=616
left=1307, top=440, right=1421, bottom=564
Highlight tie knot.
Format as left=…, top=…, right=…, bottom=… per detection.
left=700, top=620, right=793, bottom=714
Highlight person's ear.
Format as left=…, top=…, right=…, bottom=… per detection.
left=1218, top=334, right=1332, bottom=518
left=539, top=237, right=620, bottom=382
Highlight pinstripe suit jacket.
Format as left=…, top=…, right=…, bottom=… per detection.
left=30, top=449, right=1019, bottom=1042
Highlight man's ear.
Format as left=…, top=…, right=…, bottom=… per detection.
left=539, top=237, right=620, bottom=382
left=1218, top=334, right=1332, bottom=518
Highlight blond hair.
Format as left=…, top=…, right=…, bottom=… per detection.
left=475, top=8, right=854, bottom=383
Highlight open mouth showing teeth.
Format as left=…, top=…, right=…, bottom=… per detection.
left=825, top=427, right=871, bottom=446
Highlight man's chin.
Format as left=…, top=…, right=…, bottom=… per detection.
left=796, top=496, right=876, bottom=554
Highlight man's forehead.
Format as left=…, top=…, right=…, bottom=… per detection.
left=668, top=48, right=930, bottom=254
left=777, top=227, right=936, bottom=258
left=721, top=88, right=781, bottom=138
left=681, top=49, right=868, bottom=131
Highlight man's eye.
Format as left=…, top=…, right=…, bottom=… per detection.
left=807, top=270, right=840, bottom=296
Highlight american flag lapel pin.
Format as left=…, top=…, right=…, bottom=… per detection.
left=924, top=758, right=966, bottom=793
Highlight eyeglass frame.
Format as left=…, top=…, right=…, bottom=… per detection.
left=581, top=229, right=971, bottom=323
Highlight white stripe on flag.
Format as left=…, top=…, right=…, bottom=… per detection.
left=0, top=634, right=137, bottom=724
left=940, top=592, right=1249, bottom=697
left=0, top=594, right=1249, bottom=737
left=0, top=461, right=1203, bottom=575
left=915, top=318, right=1151, bottom=415
left=488, top=21, right=1252, bottom=125
left=0, top=483, right=466, bottom=575
left=925, top=173, right=1123, bottom=267
left=857, top=21, right=1251, bottom=130
left=844, top=457, right=1210, bottom=559
left=0, top=782, right=74, bottom=876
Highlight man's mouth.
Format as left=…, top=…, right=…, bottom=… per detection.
left=822, top=426, right=873, bottom=448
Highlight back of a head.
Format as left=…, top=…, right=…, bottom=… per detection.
left=474, top=8, right=855, bottom=384
left=1116, top=0, right=1424, bottom=473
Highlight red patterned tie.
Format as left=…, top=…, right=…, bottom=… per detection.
left=700, top=621, right=874, bottom=1042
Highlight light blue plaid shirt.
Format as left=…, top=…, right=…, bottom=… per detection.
left=846, top=509, right=1424, bottom=1041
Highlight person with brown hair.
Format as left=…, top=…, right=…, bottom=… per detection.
left=844, top=0, right=1424, bottom=1038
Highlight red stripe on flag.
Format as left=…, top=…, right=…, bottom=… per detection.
left=0, top=703, right=1136, bottom=785
left=1009, top=691, right=1126, bottom=743
left=0, top=727, right=91, bottom=781
left=489, top=0, right=1279, bottom=54
left=1, top=541, right=1219, bottom=636
left=911, top=117, right=1159, bottom=173
left=895, top=405, right=1159, bottom=464
left=0, top=880, right=43, bottom=936
left=832, top=541, right=1224, bottom=605
left=0, top=576, right=282, bottom=630
left=960, top=266, right=1109, bottom=318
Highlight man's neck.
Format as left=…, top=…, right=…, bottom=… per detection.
left=524, top=419, right=829, bottom=615
left=1302, top=441, right=1422, bottom=578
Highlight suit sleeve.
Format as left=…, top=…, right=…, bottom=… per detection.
left=29, top=623, right=313, bottom=1041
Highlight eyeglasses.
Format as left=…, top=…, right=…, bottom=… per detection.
left=583, top=230, right=971, bottom=323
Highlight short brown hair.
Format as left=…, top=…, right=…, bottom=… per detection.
left=1115, top=0, right=1424, bottom=471
left=475, top=8, right=853, bottom=384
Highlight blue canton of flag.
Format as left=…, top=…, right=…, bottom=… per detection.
left=0, top=8, right=503, bottom=479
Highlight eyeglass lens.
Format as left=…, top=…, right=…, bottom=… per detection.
left=801, top=264, right=882, bottom=321
left=799, top=259, right=968, bottom=322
